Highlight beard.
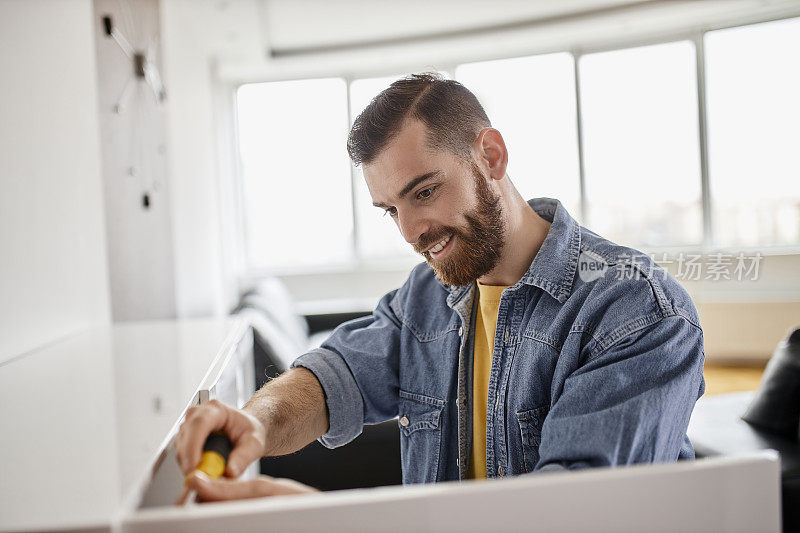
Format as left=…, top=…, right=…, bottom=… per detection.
left=413, top=163, right=506, bottom=287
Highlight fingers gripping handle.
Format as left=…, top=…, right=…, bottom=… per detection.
left=176, top=432, right=233, bottom=505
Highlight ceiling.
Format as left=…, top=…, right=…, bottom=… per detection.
left=261, top=0, right=653, bottom=54
left=200, top=0, right=800, bottom=82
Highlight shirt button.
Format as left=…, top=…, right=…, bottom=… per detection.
left=399, top=415, right=409, bottom=427
left=456, top=458, right=460, bottom=467
left=458, top=327, right=463, bottom=336
left=453, top=289, right=459, bottom=296
left=498, top=465, right=504, bottom=476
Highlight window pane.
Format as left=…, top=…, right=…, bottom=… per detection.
left=456, top=53, right=581, bottom=219
left=349, top=73, right=450, bottom=262
left=580, top=41, right=703, bottom=247
left=236, top=78, right=352, bottom=270
left=705, top=17, right=800, bottom=247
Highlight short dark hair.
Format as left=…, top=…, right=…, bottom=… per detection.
left=346, top=72, right=491, bottom=166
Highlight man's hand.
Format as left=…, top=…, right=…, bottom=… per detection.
left=174, top=367, right=328, bottom=491
left=185, top=471, right=318, bottom=502
left=174, top=398, right=266, bottom=478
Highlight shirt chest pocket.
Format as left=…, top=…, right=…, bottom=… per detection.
left=516, top=405, right=548, bottom=473
left=398, top=389, right=446, bottom=484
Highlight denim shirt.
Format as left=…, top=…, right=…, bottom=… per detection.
left=292, top=198, right=705, bottom=484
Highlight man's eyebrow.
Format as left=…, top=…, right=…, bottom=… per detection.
left=372, top=171, right=442, bottom=208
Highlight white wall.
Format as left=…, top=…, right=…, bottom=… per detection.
left=160, top=0, right=224, bottom=318
left=0, top=0, right=111, bottom=364
left=159, top=0, right=263, bottom=318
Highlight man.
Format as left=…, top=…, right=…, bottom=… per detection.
left=174, top=73, right=705, bottom=501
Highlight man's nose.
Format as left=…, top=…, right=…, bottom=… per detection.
left=397, top=210, right=429, bottom=245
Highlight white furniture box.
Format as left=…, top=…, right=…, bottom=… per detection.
left=0, top=318, right=782, bottom=532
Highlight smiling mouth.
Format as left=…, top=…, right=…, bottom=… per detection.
left=427, top=234, right=454, bottom=259
left=426, top=234, right=452, bottom=253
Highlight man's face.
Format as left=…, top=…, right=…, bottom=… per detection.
left=364, top=120, right=505, bottom=286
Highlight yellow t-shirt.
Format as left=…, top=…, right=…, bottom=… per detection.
left=468, top=282, right=510, bottom=479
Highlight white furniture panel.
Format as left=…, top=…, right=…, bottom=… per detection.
left=123, top=452, right=781, bottom=533
left=0, top=318, right=252, bottom=532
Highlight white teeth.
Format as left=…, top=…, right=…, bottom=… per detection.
left=429, top=235, right=452, bottom=254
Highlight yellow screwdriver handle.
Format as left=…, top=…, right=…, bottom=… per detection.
left=195, top=431, right=232, bottom=479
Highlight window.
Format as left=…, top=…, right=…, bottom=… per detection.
left=236, top=78, right=353, bottom=270
left=456, top=53, right=581, bottom=219
left=234, top=16, right=800, bottom=275
left=705, top=17, right=800, bottom=247
left=579, top=41, right=703, bottom=247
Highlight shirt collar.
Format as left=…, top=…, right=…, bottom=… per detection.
left=517, top=197, right=581, bottom=303
left=445, top=197, right=581, bottom=305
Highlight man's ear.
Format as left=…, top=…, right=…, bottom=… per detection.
left=474, top=128, right=508, bottom=181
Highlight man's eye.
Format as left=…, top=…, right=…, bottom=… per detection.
left=417, top=186, right=436, bottom=200
left=384, top=206, right=397, bottom=217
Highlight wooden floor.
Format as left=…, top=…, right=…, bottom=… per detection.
left=702, top=362, right=766, bottom=395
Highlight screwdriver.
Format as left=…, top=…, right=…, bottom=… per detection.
left=175, top=431, right=233, bottom=505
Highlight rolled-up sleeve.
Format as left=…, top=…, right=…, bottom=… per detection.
left=291, top=290, right=402, bottom=448
left=535, top=314, right=705, bottom=472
